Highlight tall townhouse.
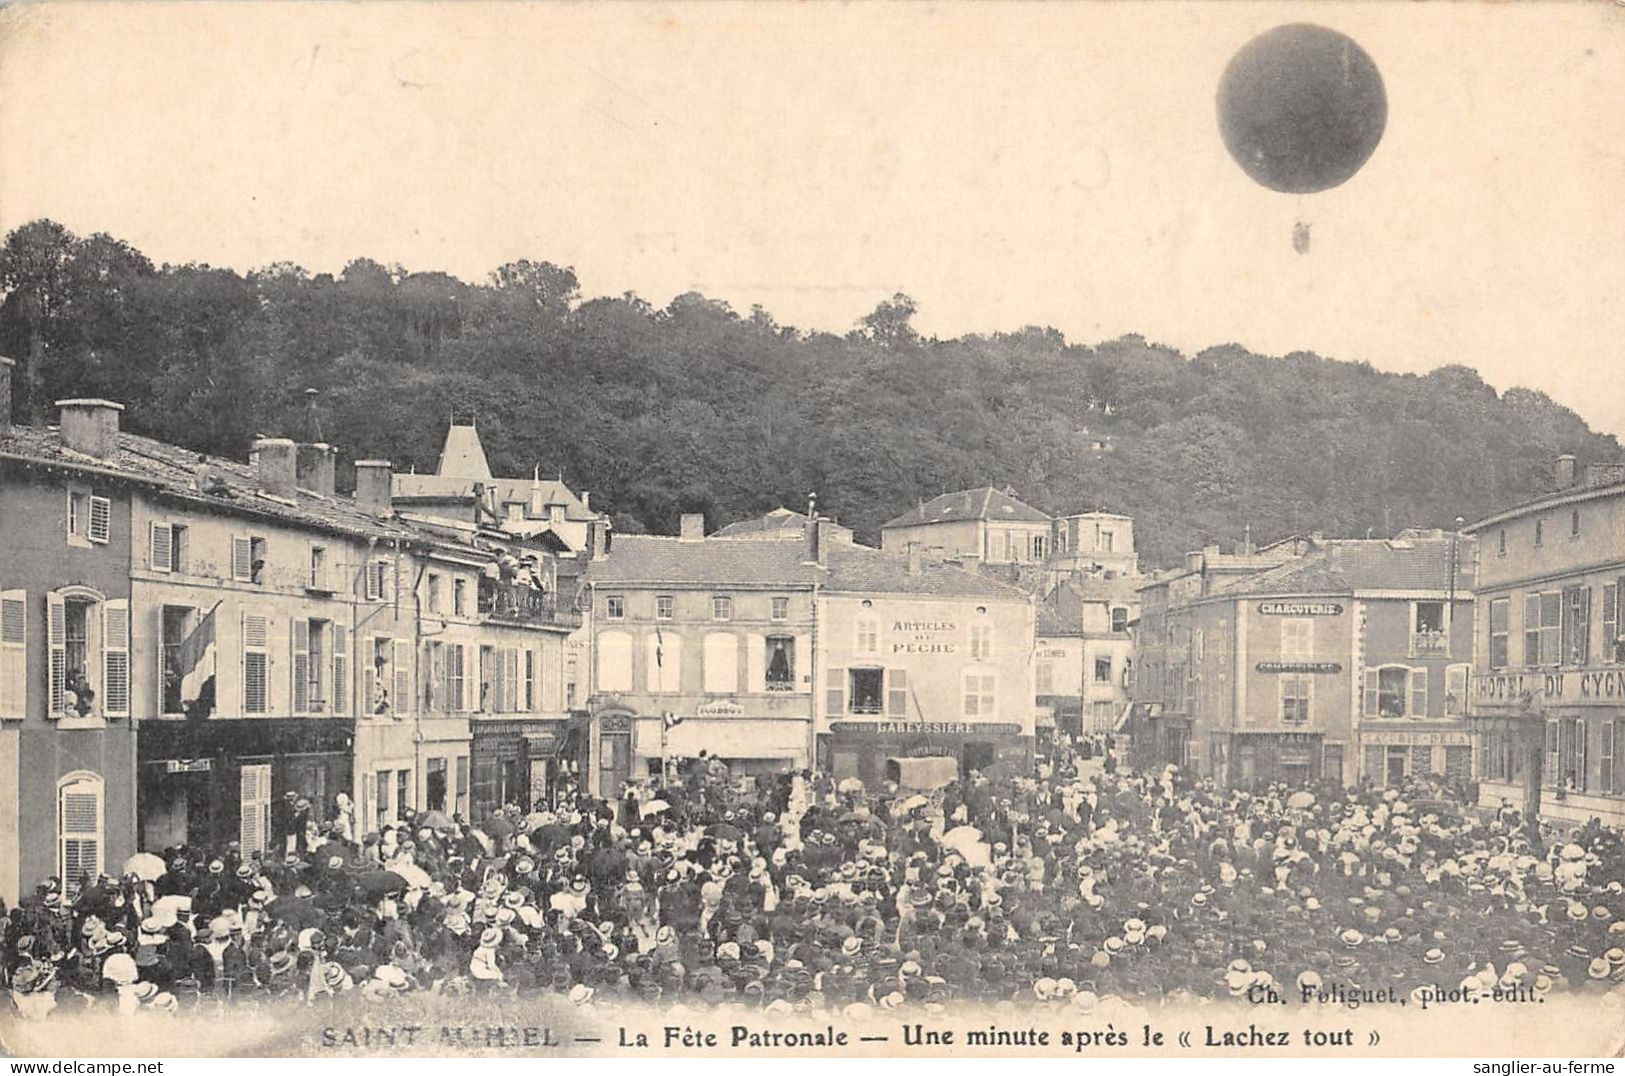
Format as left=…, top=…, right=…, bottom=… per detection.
left=1033, top=574, right=1139, bottom=737
left=817, top=533, right=1037, bottom=786
left=1467, top=455, right=1625, bottom=826
left=0, top=373, right=140, bottom=904
left=584, top=514, right=817, bottom=797
left=126, top=438, right=422, bottom=857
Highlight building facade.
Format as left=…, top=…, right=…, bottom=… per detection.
left=1048, top=511, right=1140, bottom=579
left=817, top=539, right=1037, bottom=787
left=584, top=515, right=818, bottom=796
left=1467, top=455, right=1625, bottom=827
left=0, top=384, right=140, bottom=905
left=1034, top=576, right=1138, bottom=736
left=1131, top=535, right=1474, bottom=789
left=880, top=487, right=1052, bottom=565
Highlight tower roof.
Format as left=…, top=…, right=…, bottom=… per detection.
left=436, top=422, right=493, bottom=481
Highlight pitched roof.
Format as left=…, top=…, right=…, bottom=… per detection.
left=714, top=507, right=811, bottom=538
left=0, top=424, right=418, bottom=543
left=881, top=486, right=1051, bottom=529
left=1212, top=538, right=1474, bottom=598
left=584, top=535, right=819, bottom=588
left=435, top=422, right=493, bottom=480
left=392, top=475, right=598, bottom=521
left=822, top=543, right=1030, bottom=602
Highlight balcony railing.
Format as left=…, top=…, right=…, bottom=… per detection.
left=1410, top=631, right=1449, bottom=657
left=478, top=578, right=579, bottom=627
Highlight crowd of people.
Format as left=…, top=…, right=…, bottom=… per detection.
left=5, top=738, right=1625, bottom=1023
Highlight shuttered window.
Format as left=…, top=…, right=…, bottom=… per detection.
left=292, top=619, right=311, bottom=713
left=232, top=537, right=255, bottom=582
left=703, top=632, right=737, bottom=694
left=58, top=773, right=104, bottom=889
left=1408, top=667, right=1428, bottom=717
left=150, top=522, right=174, bottom=572
left=825, top=667, right=844, bottom=716
left=242, top=613, right=269, bottom=714
left=331, top=624, right=347, bottom=715
left=886, top=668, right=909, bottom=717
left=447, top=644, right=466, bottom=711
left=47, top=593, right=66, bottom=716
left=394, top=640, right=412, bottom=715
left=0, top=591, right=25, bottom=719
left=240, top=763, right=271, bottom=857
left=88, top=497, right=111, bottom=544
left=962, top=670, right=996, bottom=717
left=969, top=624, right=993, bottom=662
left=103, top=599, right=129, bottom=716
left=1444, top=663, right=1470, bottom=715
left=524, top=649, right=536, bottom=711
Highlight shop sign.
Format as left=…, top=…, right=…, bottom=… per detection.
left=891, top=620, right=959, bottom=656
left=598, top=714, right=634, bottom=734
left=1361, top=731, right=1471, bottom=747
left=523, top=732, right=560, bottom=757
left=830, top=721, right=1023, bottom=736
left=1278, top=747, right=1315, bottom=765
left=696, top=700, right=745, bottom=717
left=1473, top=668, right=1625, bottom=707
left=165, top=758, right=211, bottom=774
left=1256, top=662, right=1342, bottom=674
left=1259, top=602, right=1343, bottom=616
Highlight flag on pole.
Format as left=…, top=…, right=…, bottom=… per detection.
left=663, top=711, right=683, bottom=730
left=655, top=626, right=664, bottom=669
left=177, top=603, right=218, bottom=705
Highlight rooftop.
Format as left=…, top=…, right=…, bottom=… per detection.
left=0, top=422, right=418, bottom=543
left=1209, top=537, right=1475, bottom=598
left=584, top=535, right=819, bottom=588
left=881, top=486, right=1051, bottom=529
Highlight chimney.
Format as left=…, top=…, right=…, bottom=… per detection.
left=0, top=356, right=12, bottom=432
left=580, top=490, right=590, bottom=511
left=354, top=459, right=393, bottom=516
left=56, top=399, right=125, bottom=459
left=804, top=516, right=827, bottom=565
left=249, top=437, right=298, bottom=499
left=679, top=513, right=706, bottom=542
left=906, top=540, right=922, bottom=575
left=1556, top=454, right=1578, bottom=489
left=587, top=519, right=609, bottom=561
left=296, top=442, right=336, bottom=497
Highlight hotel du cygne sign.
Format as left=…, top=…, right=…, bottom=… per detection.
left=1473, top=666, right=1625, bottom=708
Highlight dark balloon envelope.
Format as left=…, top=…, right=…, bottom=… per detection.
left=1217, top=24, right=1387, bottom=194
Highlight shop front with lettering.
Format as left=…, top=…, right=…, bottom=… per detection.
left=1222, top=730, right=1342, bottom=789
left=1470, top=666, right=1625, bottom=827
left=1355, top=725, right=1473, bottom=788
left=821, top=719, right=1029, bottom=787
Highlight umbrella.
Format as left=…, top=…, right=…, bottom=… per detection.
left=357, top=870, right=409, bottom=898
left=640, top=800, right=670, bottom=818
left=707, top=822, right=743, bottom=842
left=1286, top=791, right=1316, bottom=810
left=480, top=817, right=515, bottom=840
left=420, top=809, right=455, bottom=831
left=390, top=862, right=432, bottom=890
left=837, top=777, right=865, bottom=794
left=121, top=853, right=167, bottom=882
left=529, top=823, right=569, bottom=851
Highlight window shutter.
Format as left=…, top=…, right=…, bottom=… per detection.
left=362, top=635, right=376, bottom=714
left=1363, top=669, right=1379, bottom=717
left=524, top=649, right=536, bottom=711
left=47, top=593, right=66, bottom=717
left=58, top=775, right=104, bottom=887
left=0, top=590, right=25, bottom=719
left=886, top=668, right=909, bottom=717
left=150, top=523, right=173, bottom=572
left=747, top=634, right=767, bottom=693
left=239, top=763, right=271, bottom=858
left=394, top=640, right=412, bottom=715
left=793, top=635, right=810, bottom=693
left=232, top=537, right=253, bottom=581
left=825, top=667, right=844, bottom=717
left=88, top=497, right=111, bottom=544
left=1445, top=664, right=1468, bottom=715
left=505, top=648, right=519, bottom=711
left=103, top=599, right=129, bottom=717
left=242, top=612, right=269, bottom=714
left=291, top=619, right=310, bottom=713
left=331, top=624, right=347, bottom=715
left=1408, top=668, right=1428, bottom=717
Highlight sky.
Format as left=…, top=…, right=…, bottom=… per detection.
left=1, top=2, right=1622, bottom=435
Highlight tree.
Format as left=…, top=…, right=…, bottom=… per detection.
left=858, top=292, right=919, bottom=347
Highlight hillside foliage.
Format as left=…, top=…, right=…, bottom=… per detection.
left=2, top=219, right=1615, bottom=566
